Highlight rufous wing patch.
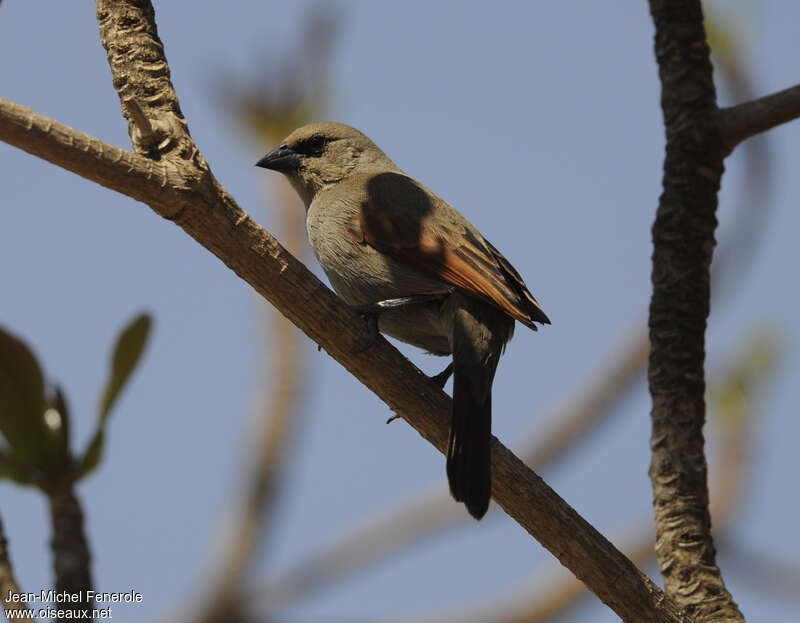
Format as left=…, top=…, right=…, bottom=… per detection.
left=357, top=172, right=548, bottom=328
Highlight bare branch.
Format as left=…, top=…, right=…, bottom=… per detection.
left=718, top=83, right=800, bottom=154
left=254, top=324, right=649, bottom=612
left=0, top=514, right=36, bottom=622
left=0, top=98, right=192, bottom=217
left=1, top=0, right=692, bottom=618
left=253, top=45, right=779, bottom=596
left=416, top=344, right=759, bottom=623
left=647, top=0, right=743, bottom=620
left=0, top=91, right=684, bottom=623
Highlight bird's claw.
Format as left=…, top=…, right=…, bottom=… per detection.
left=353, top=304, right=381, bottom=354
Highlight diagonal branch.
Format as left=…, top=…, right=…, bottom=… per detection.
left=0, top=93, right=685, bottom=623
left=717, top=83, right=800, bottom=154
left=254, top=324, right=649, bottom=612
left=420, top=398, right=751, bottom=623
left=647, top=1, right=743, bottom=621
left=3, top=1, right=689, bottom=619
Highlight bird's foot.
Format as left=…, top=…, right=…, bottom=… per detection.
left=352, top=294, right=445, bottom=354
left=352, top=308, right=381, bottom=354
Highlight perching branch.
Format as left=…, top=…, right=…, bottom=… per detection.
left=717, top=83, right=800, bottom=154
left=2, top=2, right=688, bottom=619
left=647, top=1, right=742, bottom=621
left=429, top=412, right=748, bottom=623
left=92, top=5, right=686, bottom=622
left=254, top=324, right=649, bottom=613
left=0, top=99, right=680, bottom=623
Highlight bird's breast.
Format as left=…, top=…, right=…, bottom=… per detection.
left=306, top=197, right=449, bottom=307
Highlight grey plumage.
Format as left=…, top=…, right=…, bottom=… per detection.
left=257, top=122, right=548, bottom=519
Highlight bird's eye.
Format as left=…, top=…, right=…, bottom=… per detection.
left=293, top=135, right=328, bottom=157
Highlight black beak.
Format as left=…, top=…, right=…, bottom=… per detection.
left=255, top=144, right=301, bottom=172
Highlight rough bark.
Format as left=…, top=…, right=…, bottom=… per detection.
left=647, top=1, right=743, bottom=620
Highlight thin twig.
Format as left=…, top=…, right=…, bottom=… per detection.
left=717, top=83, right=800, bottom=154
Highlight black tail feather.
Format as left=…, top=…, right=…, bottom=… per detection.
left=445, top=294, right=511, bottom=520
left=447, top=368, right=492, bottom=519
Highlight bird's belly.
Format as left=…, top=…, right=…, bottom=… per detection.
left=377, top=303, right=452, bottom=356
left=306, top=208, right=451, bottom=354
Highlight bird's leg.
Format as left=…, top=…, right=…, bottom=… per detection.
left=430, top=361, right=454, bottom=388
left=352, top=294, right=445, bottom=354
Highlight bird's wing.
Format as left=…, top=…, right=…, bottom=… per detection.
left=354, top=172, right=550, bottom=329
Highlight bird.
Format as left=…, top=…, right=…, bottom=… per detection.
left=256, top=122, right=549, bottom=519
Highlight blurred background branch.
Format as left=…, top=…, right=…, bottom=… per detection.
left=0, top=315, right=150, bottom=622
left=192, top=6, right=342, bottom=622
left=394, top=328, right=784, bottom=623
left=0, top=513, right=35, bottom=622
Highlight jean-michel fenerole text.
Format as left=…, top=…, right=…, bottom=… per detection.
left=5, top=589, right=143, bottom=604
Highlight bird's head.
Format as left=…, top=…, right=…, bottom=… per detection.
left=256, top=122, right=394, bottom=206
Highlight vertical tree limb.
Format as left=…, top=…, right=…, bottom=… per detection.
left=48, top=487, right=92, bottom=620
left=647, top=1, right=743, bottom=620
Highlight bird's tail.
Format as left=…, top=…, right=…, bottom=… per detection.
left=447, top=368, right=492, bottom=519
left=446, top=297, right=511, bottom=520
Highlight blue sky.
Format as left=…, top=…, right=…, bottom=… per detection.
left=1, top=1, right=798, bottom=621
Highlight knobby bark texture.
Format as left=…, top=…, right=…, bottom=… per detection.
left=647, top=2, right=743, bottom=621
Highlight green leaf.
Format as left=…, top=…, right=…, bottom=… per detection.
left=0, top=326, right=47, bottom=466
left=78, top=429, right=104, bottom=478
left=98, top=313, right=152, bottom=421
left=0, top=449, right=33, bottom=485
left=79, top=313, right=151, bottom=479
